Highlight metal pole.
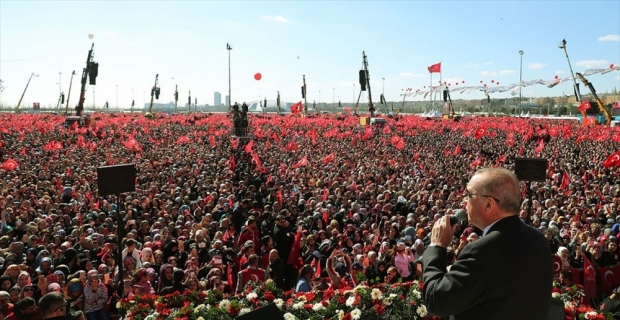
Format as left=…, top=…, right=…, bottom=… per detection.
left=382, top=78, right=385, bottom=96
left=519, top=50, right=524, bottom=114
left=117, top=195, right=124, bottom=296
left=303, top=75, right=308, bottom=115
left=352, top=84, right=355, bottom=106
left=332, top=87, right=335, bottom=110
left=116, top=85, right=118, bottom=109
left=66, top=71, right=76, bottom=114
left=16, top=73, right=37, bottom=112
left=560, top=39, right=581, bottom=102
left=227, top=43, right=232, bottom=113
left=59, top=72, right=62, bottom=97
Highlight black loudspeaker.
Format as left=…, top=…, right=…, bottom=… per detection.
left=61, top=93, right=65, bottom=104
left=89, top=62, right=98, bottom=85
left=443, top=90, right=448, bottom=102
left=301, top=86, right=306, bottom=98
left=546, top=299, right=565, bottom=320
left=235, top=303, right=283, bottom=320
left=155, top=88, right=161, bottom=99
left=453, top=116, right=461, bottom=122
left=359, top=70, right=367, bottom=91
left=97, top=164, right=136, bottom=196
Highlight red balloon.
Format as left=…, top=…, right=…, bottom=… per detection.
left=611, top=64, right=615, bottom=69
left=491, top=80, right=495, bottom=83
left=462, top=81, right=465, bottom=83
left=455, top=83, right=459, bottom=86
left=254, top=73, right=262, bottom=80
left=448, top=83, right=451, bottom=86
left=555, top=75, right=559, bottom=79
left=484, top=84, right=487, bottom=87
left=480, top=80, right=483, bottom=83
left=496, top=82, right=500, bottom=85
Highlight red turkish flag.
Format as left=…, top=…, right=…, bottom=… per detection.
left=209, top=136, right=216, bottom=147
left=382, top=126, right=391, bottom=134
left=583, top=255, right=597, bottom=301
left=314, top=259, right=322, bottom=278
left=229, top=155, right=236, bottom=171
left=474, top=127, right=486, bottom=139
left=310, top=129, right=318, bottom=146
left=427, top=62, right=441, bottom=73
left=552, top=255, right=562, bottom=275
left=227, top=264, right=234, bottom=292
left=604, top=151, right=620, bottom=168
left=322, top=188, right=329, bottom=201
left=1, top=159, right=18, bottom=171
left=290, top=101, right=303, bottom=114
left=286, top=141, right=299, bottom=152
left=470, top=157, right=483, bottom=168
left=578, top=101, right=592, bottom=112
left=600, top=267, right=618, bottom=295
left=176, top=136, right=190, bottom=144
left=287, top=230, right=303, bottom=268
left=613, top=101, right=620, bottom=109
left=453, top=144, right=462, bottom=155
left=506, top=138, right=515, bottom=147
left=560, top=170, right=571, bottom=190
left=231, top=139, right=238, bottom=150
left=395, top=140, right=405, bottom=150
left=244, top=140, right=254, bottom=154
left=277, top=189, right=283, bottom=204
left=534, top=139, right=544, bottom=154
left=322, top=153, right=335, bottom=164
left=292, top=156, right=308, bottom=169
left=123, top=136, right=141, bottom=152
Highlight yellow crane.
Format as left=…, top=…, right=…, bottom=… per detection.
left=576, top=72, right=611, bottom=126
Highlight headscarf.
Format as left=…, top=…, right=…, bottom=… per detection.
left=34, top=250, right=50, bottom=269
left=36, top=257, right=53, bottom=274
left=17, top=271, right=31, bottom=288
left=556, top=246, right=570, bottom=269
left=158, top=264, right=173, bottom=292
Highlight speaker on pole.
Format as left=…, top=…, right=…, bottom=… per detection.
left=359, top=70, right=367, bottom=91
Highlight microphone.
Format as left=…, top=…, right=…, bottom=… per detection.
left=449, top=209, right=468, bottom=226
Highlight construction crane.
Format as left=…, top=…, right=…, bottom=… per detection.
left=576, top=72, right=611, bottom=126
left=146, top=74, right=159, bottom=117
left=76, top=43, right=98, bottom=117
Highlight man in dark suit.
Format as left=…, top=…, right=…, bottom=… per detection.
left=422, top=168, right=553, bottom=320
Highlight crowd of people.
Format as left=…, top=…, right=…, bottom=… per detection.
left=0, top=111, right=619, bottom=319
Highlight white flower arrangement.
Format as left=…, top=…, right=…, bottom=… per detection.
left=346, top=296, right=356, bottom=307
left=371, top=288, right=383, bottom=300
left=246, top=292, right=258, bottom=300
left=351, top=308, right=362, bottom=320
left=239, top=308, right=251, bottom=316
left=219, top=299, right=230, bottom=310
left=313, top=302, right=325, bottom=311
left=283, top=312, right=297, bottom=320
left=274, top=298, right=284, bottom=309
left=417, top=305, right=428, bottom=317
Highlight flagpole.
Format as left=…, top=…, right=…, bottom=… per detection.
left=430, top=73, right=433, bottom=113
left=440, top=60, right=443, bottom=114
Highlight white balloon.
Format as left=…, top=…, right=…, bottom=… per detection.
left=88, top=34, right=94, bottom=39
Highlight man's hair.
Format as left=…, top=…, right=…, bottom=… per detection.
left=560, top=269, right=572, bottom=280
left=248, top=254, right=258, bottom=266
left=38, top=292, right=65, bottom=318
left=473, top=168, right=521, bottom=213
left=16, top=297, right=36, bottom=310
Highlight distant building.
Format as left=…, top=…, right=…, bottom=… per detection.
left=225, top=95, right=230, bottom=106
left=214, top=92, right=221, bottom=106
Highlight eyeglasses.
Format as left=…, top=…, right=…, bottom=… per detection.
left=464, top=189, right=500, bottom=203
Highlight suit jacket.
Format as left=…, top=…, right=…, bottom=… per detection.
left=422, top=215, right=553, bottom=320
